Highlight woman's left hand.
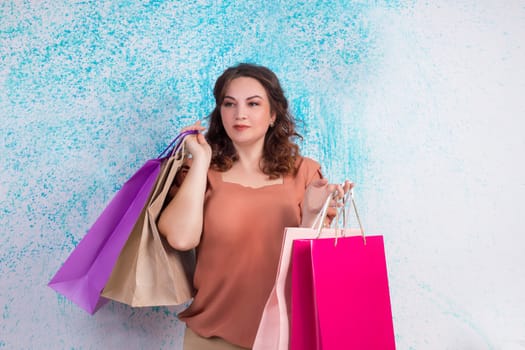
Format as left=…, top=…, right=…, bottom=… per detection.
left=301, top=179, right=354, bottom=228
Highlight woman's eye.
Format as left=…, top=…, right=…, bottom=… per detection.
left=222, top=101, right=234, bottom=107
left=249, top=102, right=259, bottom=107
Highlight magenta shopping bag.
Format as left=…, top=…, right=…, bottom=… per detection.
left=254, top=190, right=375, bottom=350
left=253, top=225, right=363, bottom=350
left=48, top=130, right=196, bottom=314
left=290, top=234, right=396, bottom=350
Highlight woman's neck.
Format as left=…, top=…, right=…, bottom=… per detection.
left=232, top=142, right=265, bottom=174
left=221, top=143, right=283, bottom=187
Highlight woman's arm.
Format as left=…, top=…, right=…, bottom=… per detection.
left=158, top=123, right=211, bottom=251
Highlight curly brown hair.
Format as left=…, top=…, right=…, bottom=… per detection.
left=206, top=63, right=302, bottom=179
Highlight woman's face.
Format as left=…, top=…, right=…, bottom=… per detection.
left=220, top=77, right=276, bottom=149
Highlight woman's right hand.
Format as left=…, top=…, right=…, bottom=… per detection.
left=181, top=121, right=212, bottom=166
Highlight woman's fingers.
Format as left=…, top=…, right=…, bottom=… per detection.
left=332, top=180, right=355, bottom=198
left=179, top=121, right=212, bottom=165
left=304, top=179, right=356, bottom=215
left=196, top=132, right=208, bottom=145
left=181, top=120, right=206, bottom=133
left=327, top=183, right=344, bottom=201
left=343, top=180, right=355, bottom=194
left=329, top=180, right=356, bottom=206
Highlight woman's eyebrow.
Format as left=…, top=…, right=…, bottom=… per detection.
left=223, top=95, right=263, bottom=100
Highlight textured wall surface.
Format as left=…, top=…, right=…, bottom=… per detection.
left=1, top=1, right=525, bottom=349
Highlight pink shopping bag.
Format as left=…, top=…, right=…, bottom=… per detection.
left=254, top=189, right=366, bottom=350
left=290, top=234, right=396, bottom=350
left=253, top=226, right=363, bottom=350
left=48, top=130, right=196, bottom=314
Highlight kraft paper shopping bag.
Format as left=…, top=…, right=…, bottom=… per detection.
left=101, top=143, right=195, bottom=307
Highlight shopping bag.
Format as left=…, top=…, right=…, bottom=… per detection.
left=48, top=130, right=196, bottom=314
left=290, top=196, right=396, bottom=349
left=101, top=133, right=196, bottom=307
left=253, top=191, right=362, bottom=350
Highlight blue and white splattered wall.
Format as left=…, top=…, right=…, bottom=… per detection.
left=1, top=1, right=524, bottom=349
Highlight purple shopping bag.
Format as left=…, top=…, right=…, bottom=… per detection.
left=48, top=130, right=196, bottom=314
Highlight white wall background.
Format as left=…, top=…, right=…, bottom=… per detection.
left=359, top=3, right=525, bottom=349
left=1, top=1, right=524, bottom=349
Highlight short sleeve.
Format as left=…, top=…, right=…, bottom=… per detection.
left=296, top=156, right=323, bottom=186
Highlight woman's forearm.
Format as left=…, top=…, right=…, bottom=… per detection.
left=158, top=158, right=209, bottom=251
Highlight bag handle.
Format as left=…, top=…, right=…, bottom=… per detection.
left=311, top=187, right=366, bottom=245
left=157, top=129, right=199, bottom=159
left=343, top=189, right=366, bottom=244
left=311, top=193, right=333, bottom=232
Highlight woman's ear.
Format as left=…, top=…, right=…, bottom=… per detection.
left=270, top=113, right=277, bottom=127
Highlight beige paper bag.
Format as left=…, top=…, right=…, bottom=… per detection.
left=102, top=151, right=195, bottom=307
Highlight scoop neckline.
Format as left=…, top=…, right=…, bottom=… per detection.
left=219, top=174, right=286, bottom=189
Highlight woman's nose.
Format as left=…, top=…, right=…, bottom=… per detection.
left=235, top=106, right=247, bottom=119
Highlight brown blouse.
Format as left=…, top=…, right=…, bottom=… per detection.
left=178, top=157, right=322, bottom=348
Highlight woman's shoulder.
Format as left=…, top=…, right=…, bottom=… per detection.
left=294, top=156, right=323, bottom=183
left=206, top=166, right=222, bottom=189
left=295, top=156, right=321, bottom=171
left=298, top=156, right=320, bottom=168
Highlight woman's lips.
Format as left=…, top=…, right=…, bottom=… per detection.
left=233, top=125, right=249, bottom=131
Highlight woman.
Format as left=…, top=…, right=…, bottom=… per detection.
left=158, top=63, right=352, bottom=349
